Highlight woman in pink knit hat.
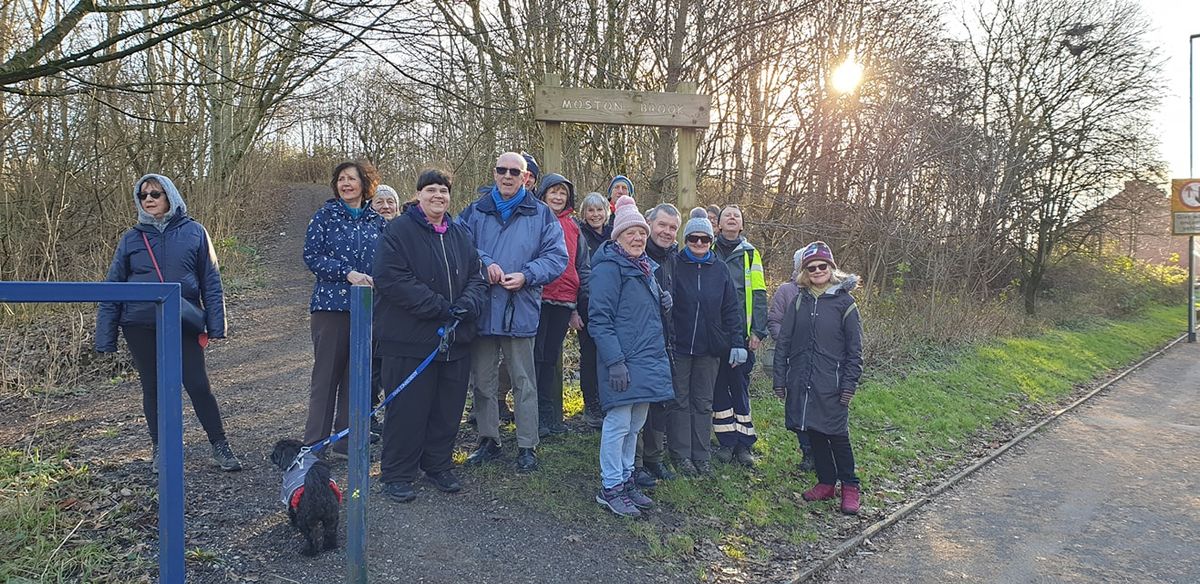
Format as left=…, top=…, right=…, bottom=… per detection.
left=587, top=195, right=674, bottom=517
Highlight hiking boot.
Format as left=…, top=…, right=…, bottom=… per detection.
left=595, top=483, right=641, bottom=517
left=381, top=481, right=416, bottom=503
left=211, top=440, right=242, bottom=471
left=646, top=460, right=675, bottom=481
left=582, top=409, right=604, bottom=429
left=840, top=483, right=861, bottom=515
left=424, top=470, right=462, bottom=493
left=673, top=458, right=698, bottom=477
left=802, top=483, right=838, bottom=502
left=693, top=459, right=713, bottom=476
left=798, top=444, right=815, bottom=472
left=623, top=478, right=655, bottom=509
left=464, top=438, right=502, bottom=466
left=713, top=446, right=734, bottom=464
left=547, top=423, right=568, bottom=435
left=734, top=444, right=756, bottom=468
left=633, top=467, right=657, bottom=488
left=516, top=448, right=539, bottom=473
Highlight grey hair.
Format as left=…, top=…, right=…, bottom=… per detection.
left=580, top=192, right=610, bottom=218
left=645, top=203, right=680, bottom=222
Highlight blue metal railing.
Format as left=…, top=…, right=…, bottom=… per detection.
left=0, top=281, right=186, bottom=583
left=347, top=285, right=371, bottom=583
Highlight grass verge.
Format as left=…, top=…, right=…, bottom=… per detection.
left=461, top=303, right=1185, bottom=579
left=0, top=447, right=151, bottom=583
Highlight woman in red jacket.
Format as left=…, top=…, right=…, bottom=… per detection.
left=533, top=173, right=591, bottom=436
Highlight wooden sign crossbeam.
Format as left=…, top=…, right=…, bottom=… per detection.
left=535, top=86, right=711, bottom=129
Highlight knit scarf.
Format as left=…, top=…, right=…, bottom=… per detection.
left=491, top=186, right=524, bottom=222
left=341, top=200, right=364, bottom=219
left=715, top=234, right=742, bottom=258
left=614, top=243, right=653, bottom=278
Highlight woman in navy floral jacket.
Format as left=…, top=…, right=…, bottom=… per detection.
left=302, top=161, right=385, bottom=456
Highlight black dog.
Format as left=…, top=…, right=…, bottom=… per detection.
left=271, top=439, right=342, bottom=556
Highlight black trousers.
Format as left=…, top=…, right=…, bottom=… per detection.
left=379, top=355, right=470, bottom=484
left=578, top=325, right=601, bottom=415
left=534, top=304, right=573, bottom=427
left=806, top=429, right=859, bottom=486
left=123, top=326, right=226, bottom=445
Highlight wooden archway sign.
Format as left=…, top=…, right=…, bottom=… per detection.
left=534, top=74, right=712, bottom=210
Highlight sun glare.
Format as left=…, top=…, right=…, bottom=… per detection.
left=830, top=57, right=864, bottom=94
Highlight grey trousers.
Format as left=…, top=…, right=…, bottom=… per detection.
left=303, top=311, right=351, bottom=445
left=471, top=336, right=539, bottom=449
left=666, top=353, right=721, bottom=462
left=635, top=402, right=668, bottom=467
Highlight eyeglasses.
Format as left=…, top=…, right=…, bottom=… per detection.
left=686, top=235, right=712, bottom=244
left=805, top=263, right=830, bottom=273
left=494, top=166, right=524, bottom=177
left=138, top=190, right=165, bottom=201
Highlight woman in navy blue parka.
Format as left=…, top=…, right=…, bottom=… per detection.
left=95, top=173, right=242, bottom=471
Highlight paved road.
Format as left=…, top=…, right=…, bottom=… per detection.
left=822, top=341, right=1200, bottom=584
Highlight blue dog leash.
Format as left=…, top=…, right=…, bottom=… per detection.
left=290, top=319, right=460, bottom=470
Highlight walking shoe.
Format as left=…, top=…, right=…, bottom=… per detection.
left=581, top=409, right=604, bottom=430
left=673, top=458, right=698, bottom=477
left=211, top=440, right=242, bottom=471
left=595, top=483, right=641, bottom=517
left=734, top=444, right=756, bottom=468
left=381, top=481, right=416, bottom=503
left=516, top=447, right=539, bottom=472
left=547, top=423, right=569, bottom=435
left=840, top=483, right=861, bottom=515
left=713, top=445, right=734, bottom=463
left=693, top=459, right=713, bottom=476
left=424, top=470, right=462, bottom=493
left=646, top=460, right=675, bottom=481
left=623, top=478, right=655, bottom=509
left=633, top=467, right=657, bottom=488
left=802, top=483, right=838, bottom=502
left=464, top=438, right=502, bottom=466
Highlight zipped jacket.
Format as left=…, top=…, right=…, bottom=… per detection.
left=715, top=236, right=769, bottom=342
left=670, top=249, right=744, bottom=358
left=303, top=199, right=385, bottom=313
left=373, top=204, right=488, bottom=361
left=772, top=275, right=864, bottom=435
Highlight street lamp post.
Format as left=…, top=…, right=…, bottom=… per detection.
left=1190, top=34, right=1198, bottom=342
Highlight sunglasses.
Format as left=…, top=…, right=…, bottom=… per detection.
left=494, top=166, right=524, bottom=177
left=805, top=263, right=830, bottom=273
left=138, top=190, right=165, bottom=201
left=686, top=235, right=712, bottom=244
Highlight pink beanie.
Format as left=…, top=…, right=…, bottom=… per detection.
left=610, top=195, right=649, bottom=240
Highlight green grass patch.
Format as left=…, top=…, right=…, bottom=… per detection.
left=464, top=303, right=1185, bottom=570
left=0, top=448, right=144, bottom=582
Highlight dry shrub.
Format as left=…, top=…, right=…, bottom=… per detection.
left=0, top=305, right=130, bottom=400
left=1037, top=253, right=1187, bottom=323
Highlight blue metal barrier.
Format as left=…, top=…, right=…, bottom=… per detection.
left=0, top=281, right=186, bottom=583
left=347, top=285, right=371, bottom=583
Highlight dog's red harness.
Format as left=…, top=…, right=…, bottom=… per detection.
left=289, top=480, right=343, bottom=510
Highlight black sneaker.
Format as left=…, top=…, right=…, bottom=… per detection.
left=424, top=470, right=462, bottom=493
left=646, top=460, right=675, bottom=481
left=633, top=467, right=657, bottom=488
left=381, top=481, right=416, bottom=503
left=463, top=438, right=502, bottom=466
left=516, top=447, right=539, bottom=473
left=211, top=440, right=242, bottom=472
left=547, top=423, right=568, bottom=435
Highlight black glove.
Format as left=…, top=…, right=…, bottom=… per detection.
left=449, top=304, right=470, bottom=321
left=608, top=361, right=630, bottom=392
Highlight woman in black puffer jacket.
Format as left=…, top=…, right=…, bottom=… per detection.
left=95, top=173, right=241, bottom=471
left=772, top=241, right=863, bottom=515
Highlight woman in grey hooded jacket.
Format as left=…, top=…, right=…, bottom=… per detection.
left=95, top=174, right=242, bottom=471
left=772, top=241, right=863, bottom=515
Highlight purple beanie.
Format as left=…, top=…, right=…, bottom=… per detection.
left=799, top=241, right=836, bottom=269
left=610, top=195, right=649, bottom=240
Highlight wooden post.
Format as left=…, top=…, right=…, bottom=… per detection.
left=676, top=82, right=699, bottom=211
left=542, top=74, right=564, bottom=175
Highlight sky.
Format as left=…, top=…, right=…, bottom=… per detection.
left=1141, top=0, right=1198, bottom=179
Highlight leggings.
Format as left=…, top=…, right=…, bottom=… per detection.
left=123, top=326, right=227, bottom=445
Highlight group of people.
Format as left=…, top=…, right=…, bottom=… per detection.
left=95, top=153, right=866, bottom=519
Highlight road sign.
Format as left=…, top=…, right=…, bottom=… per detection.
left=1171, top=179, right=1200, bottom=235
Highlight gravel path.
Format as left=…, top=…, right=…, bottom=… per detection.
left=4, top=183, right=689, bottom=584
left=818, top=340, right=1200, bottom=584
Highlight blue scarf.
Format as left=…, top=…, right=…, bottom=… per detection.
left=491, top=186, right=524, bottom=222
left=683, top=247, right=713, bottom=263
left=341, top=200, right=364, bottom=219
